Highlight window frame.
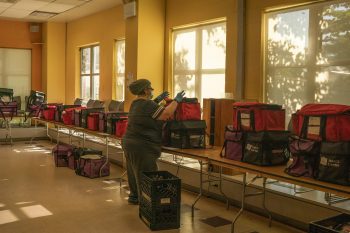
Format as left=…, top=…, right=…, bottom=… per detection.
left=114, top=39, right=126, bottom=101
left=263, top=0, right=350, bottom=115
left=80, top=44, right=100, bottom=100
left=172, top=21, right=227, bottom=101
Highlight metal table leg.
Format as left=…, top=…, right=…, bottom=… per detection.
left=231, top=173, right=246, bottom=233
left=99, top=137, right=109, bottom=177
left=82, top=133, right=86, bottom=148
left=192, top=160, right=203, bottom=217
left=231, top=174, right=272, bottom=233
left=219, top=166, right=230, bottom=210
left=56, top=125, right=60, bottom=145
left=263, top=177, right=272, bottom=227
left=47, top=123, right=52, bottom=142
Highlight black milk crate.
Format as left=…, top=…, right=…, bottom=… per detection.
left=139, top=195, right=180, bottom=231
left=139, top=171, right=181, bottom=231
left=309, top=213, right=350, bottom=233
left=140, top=171, right=181, bottom=206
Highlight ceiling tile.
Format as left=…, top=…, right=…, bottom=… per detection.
left=0, top=2, right=12, bottom=7
left=54, top=0, right=87, bottom=6
left=1, top=8, right=31, bottom=18
left=38, top=3, right=76, bottom=13
left=12, top=0, right=50, bottom=10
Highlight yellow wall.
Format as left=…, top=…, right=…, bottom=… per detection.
left=245, top=0, right=313, bottom=101
left=124, top=0, right=165, bottom=110
left=42, top=22, right=66, bottom=103
left=0, top=20, right=42, bottom=92
left=65, top=5, right=125, bottom=104
left=165, top=0, right=236, bottom=97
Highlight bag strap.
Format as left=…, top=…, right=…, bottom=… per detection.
left=284, top=166, right=308, bottom=177
left=250, top=110, right=255, bottom=131
left=220, top=140, right=227, bottom=157
left=300, top=115, right=327, bottom=140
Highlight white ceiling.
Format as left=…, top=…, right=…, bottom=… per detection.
left=0, top=0, right=123, bottom=22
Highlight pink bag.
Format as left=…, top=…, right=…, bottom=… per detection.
left=76, top=154, right=110, bottom=178
left=52, top=144, right=73, bottom=167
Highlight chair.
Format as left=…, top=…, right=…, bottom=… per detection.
left=86, top=99, right=95, bottom=108
left=74, top=98, right=83, bottom=106
left=24, top=90, right=46, bottom=121
left=108, top=100, right=124, bottom=112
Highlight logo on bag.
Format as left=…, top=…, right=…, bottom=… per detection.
left=246, top=143, right=259, bottom=153
left=320, top=155, right=341, bottom=168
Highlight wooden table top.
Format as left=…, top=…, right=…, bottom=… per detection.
left=33, top=117, right=350, bottom=198
left=163, top=146, right=350, bottom=198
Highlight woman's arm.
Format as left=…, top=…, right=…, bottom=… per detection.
left=156, top=91, right=185, bottom=121
left=157, top=100, right=178, bottom=121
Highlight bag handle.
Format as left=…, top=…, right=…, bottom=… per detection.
left=220, top=140, right=227, bottom=157
left=300, top=115, right=327, bottom=140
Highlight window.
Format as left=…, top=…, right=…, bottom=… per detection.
left=115, top=39, right=125, bottom=101
left=80, top=45, right=100, bottom=100
left=0, top=48, right=31, bottom=109
left=173, top=22, right=226, bottom=103
left=264, top=0, right=350, bottom=122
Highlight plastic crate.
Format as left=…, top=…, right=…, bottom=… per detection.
left=140, top=171, right=181, bottom=206
left=309, top=213, right=350, bottom=233
left=139, top=196, right=180, bottom=231
left=139, top=171, right=181, bottom=231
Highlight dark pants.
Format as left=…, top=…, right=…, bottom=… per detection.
left=122, top=138, right=161, bottom=199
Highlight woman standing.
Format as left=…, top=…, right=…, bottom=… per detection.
left=122, top=79, right=185, bottom=204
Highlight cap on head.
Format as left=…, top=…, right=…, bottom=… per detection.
left=128, top=79, right=153, bottom=95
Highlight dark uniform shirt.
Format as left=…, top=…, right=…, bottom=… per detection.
left=123, top=99, right=165, bottom=145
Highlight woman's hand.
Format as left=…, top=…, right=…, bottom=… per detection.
left=154, top=91, right=170, bottom=103
left=174, top=90, right=185, bottom=103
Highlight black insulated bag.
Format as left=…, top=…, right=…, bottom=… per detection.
left=316, top=142, right=350, bottom=186
left=164, top=120, right=206, bottom=149
left=243, top=131, right=290, bottom=166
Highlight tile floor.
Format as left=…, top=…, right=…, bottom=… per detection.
left=0, top=141, right=305, bottom=233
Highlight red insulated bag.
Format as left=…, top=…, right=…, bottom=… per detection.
left=87, top=113, right=99, bottom=131
left=62, top=108, right=75, bottom=125
left=165, top=98, right=201, bottom=121
left=42, top=105, right=56, bottom=121
left=233, top=102, right=285, bottom=131
left=292, top=104, right=350, bottom=142
left=62, top=107, right=85, bottom=125
left=175, top=99, right=201, bottom=121
left=115, top=119, right=128, bottom=138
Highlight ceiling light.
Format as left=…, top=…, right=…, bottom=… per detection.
left=30, top=10, right=57, bottom=19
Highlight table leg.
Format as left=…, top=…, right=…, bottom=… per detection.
left=192, top=160, right=203, bottom=217
left=219, top=166, right=230, bottom=210
left=56, top=125, right=60, bottom=145
left=82, top=133, right=86, bottom=148
left=68, top=129, right=72, bottom=145
left=231, top=173, right=246, bottom=233
left=263, top=177, right=272, bottom=227
left=47, top=123, right=53, bottom=142
left=99, top=137, right=109, bottom=177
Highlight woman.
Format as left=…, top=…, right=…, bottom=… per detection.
left=122, top=78, right=185, bottom=204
